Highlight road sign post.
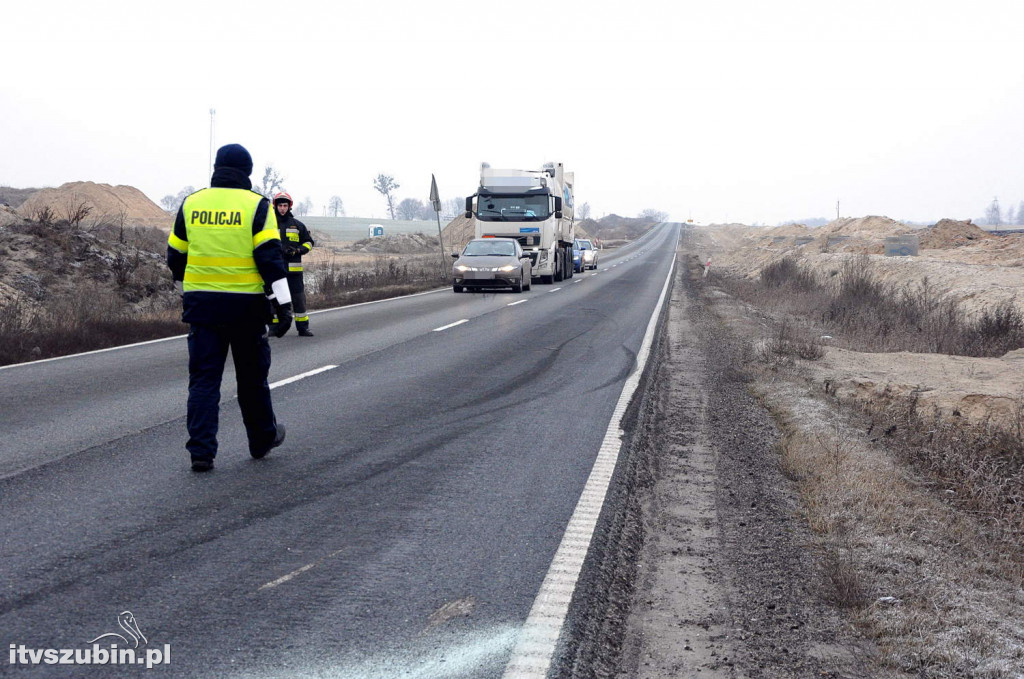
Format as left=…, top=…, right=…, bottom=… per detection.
left=430, top=174, right=447, bottom=279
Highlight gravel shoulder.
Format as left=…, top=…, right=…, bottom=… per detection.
left=563, top=231, right=877, bottom=677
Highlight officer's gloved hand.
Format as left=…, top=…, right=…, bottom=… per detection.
left=271, top=301, right=293, bottom=338
left=285, top=245, right=299, bottom=258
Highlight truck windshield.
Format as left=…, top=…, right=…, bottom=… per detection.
left=476, top=194, right=550, bottom=221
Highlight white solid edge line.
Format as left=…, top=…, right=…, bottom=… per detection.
left=501, top=228, right=678, bottom=679
left=507, top=300, right=527, bottom=307
left=0, top=287, right=448, bottom=372
left=307, top=286, right=447, bottom=316
left=0, top=332, right=188, bottom=372
left=433, top=319, right=469, bottom=332
left=548, top=287, right=562, bottom=293
left=269, top=365, right=337, bottom=390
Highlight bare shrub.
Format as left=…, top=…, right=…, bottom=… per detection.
left=757, top=319, right=825, bottom=366
left=61, top=196, right=92, bottom=230
left=112, top=246, right=141, bottom=289
left=760, top=256, right=817, bottom=291
left=722, top=256, right=1024, bottom=358
left=29, top=205, right=55, bottom=227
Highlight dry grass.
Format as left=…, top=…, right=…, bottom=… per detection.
left=765, top=385, right=1024, bottom=677
left=306, top=253, right=446, bottom=307
left=696, top=250, right=1024, bottom=677
left=726, top=255, right=1024, bottom=358
left=0, top=285, right=184, bottom=366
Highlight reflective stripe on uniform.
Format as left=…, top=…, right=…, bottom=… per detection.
left=288, top=265, right=303, bottom=272
left=286, top=228, right=300, bottom=242
left=168, top=232, right=189, bottom=253
left=295, top=315, right=309, bottom=322
left=183, top=272, right=264, bottom=285
left=186, top=255, right=257, bottom=267
left=302, top=243, right=312, bottom=252
left=254, top=227, right=280, bottom=248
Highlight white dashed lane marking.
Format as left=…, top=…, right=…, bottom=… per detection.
left=270, top=365, right=337, bottom=390
left=433, top=319, right=469, bottom=332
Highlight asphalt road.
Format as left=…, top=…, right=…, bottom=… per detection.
left=0, top=223, right=679, bottom=677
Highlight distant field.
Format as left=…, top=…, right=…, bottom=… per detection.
left=301, top=216, right=450, bottom=243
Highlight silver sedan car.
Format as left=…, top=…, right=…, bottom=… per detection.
left=452, top=238, right=533, bottom=293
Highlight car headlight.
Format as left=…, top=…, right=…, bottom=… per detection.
left=455, top=265, right=472, bottom=272
left=496, top=265, right=517, bottom=272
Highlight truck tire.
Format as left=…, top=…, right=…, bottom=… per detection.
left=453, top=284, right=463, bottom=293
left=554, top=251, right=563, bottom=282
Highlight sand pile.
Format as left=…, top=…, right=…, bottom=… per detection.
left=919, top=218, right=991, bottom=249
left=440, top=215, right=475, bottom=253
left=345, top=232, right=440, bottom=254
left=818, top=216, right=907, bottom=239
left=17, top=182, right=171, bottom=228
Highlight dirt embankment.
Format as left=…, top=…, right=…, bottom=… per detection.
left=704, top=217, right=1024, bottom=318
left=674, top=223, right=1024, bottom=677
left=16, top=181, right=171, bottom=229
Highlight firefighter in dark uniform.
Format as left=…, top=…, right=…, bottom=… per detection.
left=272, top=192, right=315, bottom=336
left=167, top=144, right=293, bottom=472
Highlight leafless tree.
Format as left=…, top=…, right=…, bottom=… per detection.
left=373, top=174, right=400, bottom=219
left=442, top=197, right=463, bottom=221
left=577, top=202, right=591, bottom=220
left=254, top=166, right=286, bottom=199
left=397, top=198, right=427, bottom=220
left=295, top=197, right=314, bottom=216
left=160, top=186, right=196, bottom=213
left=328, top=196, right=345, bottom=217
left=985, top=197, right=1001, bottom=226
left=639, top=208, right=669, bottom=222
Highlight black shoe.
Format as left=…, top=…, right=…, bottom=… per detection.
left=251, top=423, right=286, bottom=459
left=297, top=328, right=314, bottom=337
left=191, top=458, right=214, bottom=472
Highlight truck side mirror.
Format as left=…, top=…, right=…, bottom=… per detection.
left=465, top=197, right=473, bottom=218
left=554, top=196, right=563, bottom=220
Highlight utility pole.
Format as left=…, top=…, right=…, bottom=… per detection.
left=836, top=200, right=840, bottom=221
left=208, top=108, right=216, bottom=179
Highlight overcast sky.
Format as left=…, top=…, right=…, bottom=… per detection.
left=2, top=0, right=1024, bottom=225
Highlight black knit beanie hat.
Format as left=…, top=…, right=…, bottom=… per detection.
left=214, top=144, right=253, bottom=176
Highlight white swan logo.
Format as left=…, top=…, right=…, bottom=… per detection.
left=88, top=611, right=148, bottom=649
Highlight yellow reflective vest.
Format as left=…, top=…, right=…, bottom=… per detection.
left=168, top=189, right=280, bottom=294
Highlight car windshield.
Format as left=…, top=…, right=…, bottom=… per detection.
left=463, top=240, right=516, bottom=257
left=577, top=240, right=593, bottom=250
left=476, top=194, right=550, bottom=222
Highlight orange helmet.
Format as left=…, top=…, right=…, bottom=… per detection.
left=273, top=192, right=293, bottom=206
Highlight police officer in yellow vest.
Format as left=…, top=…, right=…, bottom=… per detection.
left=271, top=192, right=315, bottom=336
left=166, top=144, right=292, bottom=472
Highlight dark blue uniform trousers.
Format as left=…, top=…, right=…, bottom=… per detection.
left=186, top=322, right=277, bottom=461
